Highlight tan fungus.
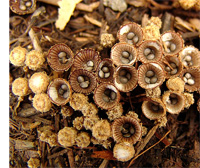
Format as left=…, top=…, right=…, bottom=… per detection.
left=106, top=103, right=123, bottom=121
left=183, top=92, right=194, bottom=109
left=166, top=77, right=185, bottom=92
left=69, top=93, right=89, bottom=111
left=73, top=116, right=84, bottom=130
left=12, top=77, right=30, bottom=97
left=9, top=46, right=27, bottom=66
left=27, top=157, right=40, bottom=168
left=75, top=132, right=91, bottom=148
left=83, top=116, right=100, bottom=131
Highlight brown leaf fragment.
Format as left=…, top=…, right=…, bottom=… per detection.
left=91, top=150, right=117, bottom=160
left=13, top=139, right=35, bottom=150
left=24, top=150, right=40, bottom=159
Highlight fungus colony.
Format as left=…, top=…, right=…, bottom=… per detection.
left=10, top=21, right=200, bottom=162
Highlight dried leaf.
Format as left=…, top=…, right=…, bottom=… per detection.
left=91, top=150, right=117, bottom=160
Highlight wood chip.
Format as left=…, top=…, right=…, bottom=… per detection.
left=76, top=2, right=100, bottom=12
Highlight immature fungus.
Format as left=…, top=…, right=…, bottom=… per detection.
left=25, top=50, right=45, bottom=70
left=58, top=127, right=78, bottom=147
left=39, top=129, right=58, bottom=147
left=100, top=33, right=115, bottom=48
left=29, top=72, right=50, bottom=94
left=69, top=93, right=89, bottom=111
left=32, top=93, right=52, bottom=112
left=9, top=46, right=27, bottom=66
left=73, top=48, right=100, bottom=71
left=113, top=142, right=135, bottom=162
left=61, top=106, right=74, bottom=117
left=73, top=116, right=84, bottom=130
left=92, top=119, right=111, bottom=141
left=47, top=43, right=74, bottom=71
left=142, top=98, right=166, bottom=120
left=69, top=69, right=97, bottom=95
left=112, top=116, right=142, bottom=144
left=12, top=77, right=30, bottom=97
left=183, top=92, right=194, bottom=109
left=27, top=157, right=40, bottom=168
left=138, top=40, right=163, bottom=63
left=166, top=77, right=185, bottom=92
left=75, top=132, right=91, bottom=148
left=117, top=22, right=143, bottom=46
left=94, top=83, right=120, bottom=110
left=145, top=86, right=161, bottom=98
left=111, top=43, right=137, bottom=66
left=48, top=78, right=72, bottom=106
left=106, top=103, right=123, bottom=121
left=114, top=65, right=138, bottom=92
left=81, top=103, right=98, bottom=117
left=83, top=116, right=100, bottom=131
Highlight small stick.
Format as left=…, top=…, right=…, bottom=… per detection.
left=99, top=159, right=109, bottom=168
left=128, top=129, right=171, bottom=168
left=48, top=148, right=69, bottom=159
left=67, top=149, right=75, bottom=168
left=147, top=0, right=173, bottom=10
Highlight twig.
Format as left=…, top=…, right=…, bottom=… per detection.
left=67, top=149, right=75, bottom=168
left=47, top=148, right=69, bottom=159
left=99, top=159, right=109, bottom=168
left=147, top=0, right=173, bottom=10
left=28, top=28, right=42, bottom=52
left=128, top=129, right=171, bottom=168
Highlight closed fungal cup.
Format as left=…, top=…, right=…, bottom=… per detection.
left=111, top=43, right=137, bottom=66
left=114, top=65, right=138, bottom=92
left=117, top=22, right=143, bottom=46
left=47, top=43, right=74, bottom=71
left=47, top=78, right=72, bottom=106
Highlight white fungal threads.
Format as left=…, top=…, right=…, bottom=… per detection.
left=119, top=69, right=131, bottom=84
left=121, top=51, right=133, bottom=64
left=144, top=70, right=158, bottom=84
left=183, top=73, right=195, bottom=85
left=77, top=75, right=90, bottom=89
left=98, top=66, right=110, bottom=79
left=102, top=88, right=117, bottom=103
left=165, top=62, right=178, bottom=75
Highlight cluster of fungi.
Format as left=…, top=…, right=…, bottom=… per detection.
left=10, top=19, right=200, bottom=164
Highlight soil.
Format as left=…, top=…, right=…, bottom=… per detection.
left=9, top=0, right=200, bottom=167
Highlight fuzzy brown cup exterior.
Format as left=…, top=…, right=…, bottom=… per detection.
left=142, top=98, right=166, bottom=120
left=160, top=31, right=184, bottom=56
left=47, top=43, right=74, bottom=71
left=162, top=55, right=183, bottom=79
left=138, top=63, right=165, bottom=89
left=114, top=65, right=138, bottom=92
left=69, top=69, right=97, bottom=95
left=117, top=22, right=143, bottom=46
left=48, top=78, right=72, bottom=106
left=112, top=116, right=142, bottom=144
left=162, top=91, right=185, bottom=114
left=96, top=58, right=115, bottom=83
left=138, top=40, right=163, bottom=64
left=9, top=0, right=36, bottom=15
left=111, top=43, right=137, bottom=66
left=178, top=46, right=200, bottom=69
left=93, top=83, right=120, bottom=110
left=73, top=48, right=100, bottom=71
left=181, top=68, right=200, bottom=92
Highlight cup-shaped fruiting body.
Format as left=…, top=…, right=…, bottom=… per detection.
left=162, top=55, right=183, bottom=78
left=162, top=91, right=185, bottom=114
left=27, top=158, right=40, bottom=168
left=142, top=98, right=166, bottom=120
left=25, top=50, right=45, bottom=70
left=33, top=93, right=52, bottom=112
left=47, top=78, right=72, bottom=106
left=117, top=22, right=143, bottom=46
left=47, top=43, right=74, bottom=72
left=138, top=40, right=163, bottom=64
left=114, top=65, right=138, bottom=92
left=12, top=77, right=30, bottom=96
left=69, top=93, right=89, bottom=111
left=73, top=48, right=100, bottom=71
left=96, top=58, right=115, bottom=83
left=75, top=132, right=91, bottom=148
left=138, top=63, right=165, bottom=89
left=93, top=83, right=120, bottom=110
left=83, top=116, right=100, bottom=131
left=106, top=103, right=123, bottom=121
left=113, top=142, right=135, bottom=162
left=73, top=116, right=84, bottom=130
left=178, top=46, right=200, bottom=68
left=166, top=77, right=185, bottom=92
left=92, top=119, right=111, bottom=141
left=58, top=127, right=78, bottom=147
left=9, top=0, right=36, bottom=15
left=111, top=43, right=137, bottom=66
left=9, top=46, right=27, bottom=66
left=29, top=72, right=50, bottom=94
left=160, top=31, right=184, bottom=56
left=181, top=68, right=200, bottom=92
left=69, top=69, right=97, bottom=95
left=112, top=116, right=142, bottom=144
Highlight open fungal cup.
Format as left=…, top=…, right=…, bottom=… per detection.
left=138, top=63, right=165, bottom=89
left=162, top=91, right=185, bottom=114
left=69, top=69, right=97, bottom=95
left=117, top=22, right=143, bottom=46
left=47, top=43, right=74, bottom=72
left=162, top=55, right=183, bottom=78
left=47, top=78, right=72, bottom=106
left=96, top=58, right=115, bottom=83
left=111, top=43, right=137, bottom=66
left=112, top=116, right=142, bottom=144
left=73, top=48, right=100, bottom=72
left=178, top=46, right=200, bottom=68
left=142, top=98, right=166, bottom=120
left=160, top=31, right=184, bottom=56
left=10, top=0, right=36, bottom=15
left=94, top=83, right=120, bottom=110
left=114, top=65, right=138, bottom=92
left=138, top=40, right=163, bottom=63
